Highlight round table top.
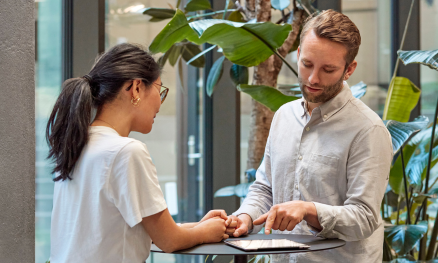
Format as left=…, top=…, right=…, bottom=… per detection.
left=151, top=234, right=346, bottom=256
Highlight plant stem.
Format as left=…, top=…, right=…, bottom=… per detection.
left=425, top=98, right=438, bottom=259
left=396, top=195, right=401, bottom=225
left=385, top=193, right=389, bottom=218
left=187, top=9, right=237, bottom=20
left=415, top=201, right=424, bottom=224
left=420, top=99, right=438, bottom=260
left=222, top=0, right=230, bottom=19
left=426, top=210, right=438, bottom=259
left=401, top=146, right=411, bottom=224
left=273, top=49, right=298, bottom=77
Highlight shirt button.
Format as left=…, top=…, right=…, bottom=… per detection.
left=306, top=127, right=310, bottom=131
left=298, top=155, right=303, bottom=160
left=323, top=114, right=328, bottom=119
left=295, top=184, right=298, bottom=190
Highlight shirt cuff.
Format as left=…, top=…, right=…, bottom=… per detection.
left=232, top=206, right=264, bottom=234
left=310, top=202, right=337, bottom=238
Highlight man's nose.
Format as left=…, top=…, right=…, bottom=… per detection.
left=308, top=70, right=319, bottom=85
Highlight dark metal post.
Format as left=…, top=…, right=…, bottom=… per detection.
left=391, top=0, right=421, bottom=120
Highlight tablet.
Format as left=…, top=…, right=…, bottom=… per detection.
left=224, top=239, right=310, bottom=251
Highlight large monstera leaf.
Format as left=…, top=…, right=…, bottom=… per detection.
left=149, top=9, right=292, bottom=67
left=350, top=81, right=367, bottom=99
left=406, top=144, right=438, bottom=190
left=385, top=116, right=429, bottom=155
left=398, top=49, right=438, bottom=71
left=384, top=221, right=428, bottom=257
left=383, top=77, right=421, bottom=122
left=386, top=116, right=429, bottom=194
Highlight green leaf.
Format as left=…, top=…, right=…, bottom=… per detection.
left=384, top=116, right=429, bottom=155
left=237, top=84, right=298, bottom=112
left=157, top=51, right=170, bottom=68
left=388, top=117, right=429, bottom=194
left=230, top=64, right=248, bottom=86
left=384, top=221, right=428, bottom=256
left=272, top=0, right=290, bottom=10
left=409, top=124, right=438, bottom=147
left=185, top=45, right=216, bottom=66
left=398, top=49, right=438, bottom=70
left=350, top=81, right=367, bottom=99
left=184, top=0, right=212, bottom=12
left=406, top=145, right=438, bottom=188
left=227, top=10, right=245, bottom=22
left=189, top=20, right=292, bottom=66
left=168, top=44, right=183, bottom=66
left=181, top=43, right=205, bottom=67
left=149, top=9, right=200, bottom=54
left=206, top=56, right=226, bottom=97
left=383, top=77, right=421, bottom=122
left=150, top=12, right=291, bottom=67
left=143, top=8, right=176, bottom=19
left=214, top=182, right=252, bottom=198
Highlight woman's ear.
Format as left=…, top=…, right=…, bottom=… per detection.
left=131, top=79, right=143, bottom=98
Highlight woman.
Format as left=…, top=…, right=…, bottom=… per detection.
left=47, top=43, right=235, bottom=263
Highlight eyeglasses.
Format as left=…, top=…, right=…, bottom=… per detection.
left=154, top=83, right=169, bottom=104
left=125, top=81, right=169, bottom=104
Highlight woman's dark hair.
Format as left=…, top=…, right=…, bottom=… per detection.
left=46, top=43, right=161, bottom=181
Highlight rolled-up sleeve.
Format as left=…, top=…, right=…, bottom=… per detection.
left=233, top=136, right=274, bottom=234
left=310, top=125, right=393, bottom=241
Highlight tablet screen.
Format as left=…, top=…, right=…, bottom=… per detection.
left=225, top=239, right=310, bottom=251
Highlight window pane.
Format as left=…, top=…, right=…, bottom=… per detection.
left=343, top=0, right=390, bottom=117
left=420, top=1, right=438, bottom=121
left=35, top=0, right=62, bottom=262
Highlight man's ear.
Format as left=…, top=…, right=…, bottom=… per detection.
left=297, top=46, right=301, bottom=61
left=344, top=60, right=357, bottom=81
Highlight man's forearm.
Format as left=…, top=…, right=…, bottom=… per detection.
left=304, top=202, right=322, bottom=231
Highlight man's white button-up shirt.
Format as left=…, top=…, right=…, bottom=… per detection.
left=234, top=83, right=393, bottom=263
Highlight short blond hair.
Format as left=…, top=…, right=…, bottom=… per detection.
left=300, top=9, right=361, bottom=67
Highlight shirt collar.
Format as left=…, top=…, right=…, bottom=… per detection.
left=300, top=81, right=353, bottom=121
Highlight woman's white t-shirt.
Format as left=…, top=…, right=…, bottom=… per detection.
left=50, top=126, right=167, bottom=263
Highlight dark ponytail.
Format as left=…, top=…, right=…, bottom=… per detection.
left=46, top=43, right=161, bottom=181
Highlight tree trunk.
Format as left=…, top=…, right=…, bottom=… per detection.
left=246, top=7, right=305, bottom=170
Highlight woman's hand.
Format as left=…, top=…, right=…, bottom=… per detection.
left=194, top=217, right=229, bottom=243
left=200, top=209, right=228, bottom=223
left=200, top=210, right=238, bottom=235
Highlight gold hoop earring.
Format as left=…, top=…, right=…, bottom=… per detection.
left=131, top=97, right=141, bottom=107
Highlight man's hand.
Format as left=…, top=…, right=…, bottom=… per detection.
left=253, top=201, right=320, bottom=235
left=229, top=214, right=252, bottom=237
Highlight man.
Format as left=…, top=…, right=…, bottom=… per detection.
left=230, top=10, right=393, bottom=262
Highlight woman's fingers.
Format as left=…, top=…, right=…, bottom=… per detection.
left=225, top=217, right=232, bottom=226
left=223, top=234, right=229, bottom=240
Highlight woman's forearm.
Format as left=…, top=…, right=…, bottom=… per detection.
left=179, top=222, right=199, bottom=229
